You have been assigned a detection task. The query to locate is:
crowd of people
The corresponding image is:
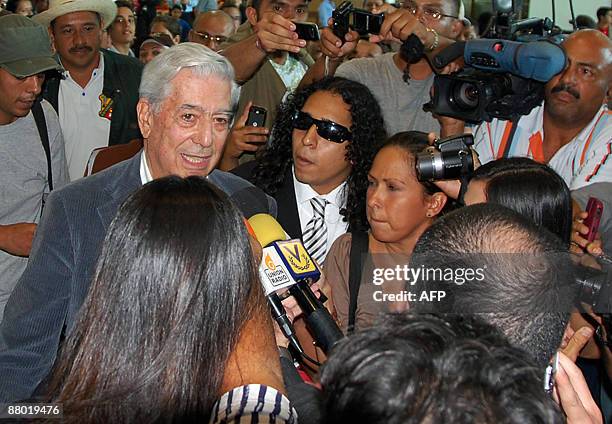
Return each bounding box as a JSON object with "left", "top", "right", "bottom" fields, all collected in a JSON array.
[{"left": 0, "top": 0, "right": 611, "bottom": 422}]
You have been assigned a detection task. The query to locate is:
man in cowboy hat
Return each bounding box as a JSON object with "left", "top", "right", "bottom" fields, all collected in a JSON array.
[
  {"left": 33, "top": 0, "right": 143, "bottom": 181},
  {"left": 0, "top": 14, "right": 69, "bottom": 324}
]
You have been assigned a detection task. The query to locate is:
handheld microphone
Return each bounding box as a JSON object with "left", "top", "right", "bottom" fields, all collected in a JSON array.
[{"left": 248, "top": 214, "right": 344, "bottom": 354}]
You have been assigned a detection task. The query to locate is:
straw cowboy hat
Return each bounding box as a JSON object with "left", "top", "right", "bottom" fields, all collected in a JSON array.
[{"left": 33, "top": 0, "right": 117, "bottom": 29}]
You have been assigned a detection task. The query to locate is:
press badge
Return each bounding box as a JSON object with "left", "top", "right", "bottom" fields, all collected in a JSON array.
[{"left": 98, "top": 94, "right": 114, "bottom": 120}]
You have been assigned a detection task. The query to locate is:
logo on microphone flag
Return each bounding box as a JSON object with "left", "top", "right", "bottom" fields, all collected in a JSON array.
[
  {"left": 259, "top": 248, "right": 293, "bottom": 295},
  {"left": 277, "top": 240, "right": 317, "bottom": 274}
]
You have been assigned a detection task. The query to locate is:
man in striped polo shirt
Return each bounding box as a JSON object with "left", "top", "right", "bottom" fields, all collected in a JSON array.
[{"left": 471, "top": 29, "right": 611, "bottom": 190}]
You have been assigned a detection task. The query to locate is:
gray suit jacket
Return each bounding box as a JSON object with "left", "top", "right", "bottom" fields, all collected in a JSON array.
[{"left": 0, "top": 152, "right": 276, "bottom": 402}]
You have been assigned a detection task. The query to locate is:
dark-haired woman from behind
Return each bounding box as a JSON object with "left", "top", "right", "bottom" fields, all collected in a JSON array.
[
  {"left": 464, "top": 157, "right": 574, "bottom": 245},
  {"left": 325, "top": 131, "right": 449, "bottom": 333},
  {"left": 44, "top": 176, "right": 294, "bottom": 423},
  {"left": 463, "top": 157, "right": 603, "bottom": 255}
]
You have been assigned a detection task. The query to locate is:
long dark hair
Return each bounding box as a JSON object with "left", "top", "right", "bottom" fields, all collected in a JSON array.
[
  {"left": 45, "top": 176, "right": 265, "bottom": 422},
  {"left": 471, "top": 157, "right": 573, "bottom": 245},
  {"left": 252, "top": 77, "right": 387, "bottom": 232}
]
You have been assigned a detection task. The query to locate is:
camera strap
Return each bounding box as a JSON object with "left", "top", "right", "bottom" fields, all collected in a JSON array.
[
  {"left": 499, "top": 120, "right": 518, "bottom": 159},
  {"left": 457, "top": 149, "right": 473, "bottom": 204},
  {"left": 347, "top": 231, "right": 369, "bottom": 335}
]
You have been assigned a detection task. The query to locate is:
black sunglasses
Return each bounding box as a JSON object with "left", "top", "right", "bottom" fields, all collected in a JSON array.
[{"left": 292, "top": 110, "right": 352, "bottom": 144}]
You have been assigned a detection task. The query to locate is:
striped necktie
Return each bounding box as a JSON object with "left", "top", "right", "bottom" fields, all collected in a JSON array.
[{"left": 303, "top": 197, "right": 329, "bottom": 264}]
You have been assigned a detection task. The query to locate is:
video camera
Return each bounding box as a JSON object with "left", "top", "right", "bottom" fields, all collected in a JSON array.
[
  {"left": 424, "top": 0, "right": 567, "bottom": 123},
  {"left": 332, "top": 1, "right": 384, "bottom": 39}
]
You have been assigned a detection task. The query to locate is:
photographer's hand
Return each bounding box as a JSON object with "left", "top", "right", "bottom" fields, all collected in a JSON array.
[
  {"left": 370, "top": 9, "right": 429, "bottom": 45},
  {"left": 560, "top": 326, "right": 594, "bottom": 361},
  {"left": 219, "top": 102, "right": 269, "bottom": 171},
  {"left": 221, "top": 12, "right": 305, "bottom": 82},
  {"left": 320, "top": 19, "right": 359, "bottom": 60},
  {"left": 298, "top": 20, "right": 359, "bottom": 88},
  {"left": 570, "top": 210, "right": 604, "bottom": 257},
  {"left": 424, "top": 132, "right": 480, "bottom": 200},
  {"left": 371, "top": 9, "right": 456, "bottom": 58},
  {"left": 554, "top": 352, "right": 603, "bottom": 424},
  {"left": 254, "top": 11, "right": 306, "bottom": 53}
]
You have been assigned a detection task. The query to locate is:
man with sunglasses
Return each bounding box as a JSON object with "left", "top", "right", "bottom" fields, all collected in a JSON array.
[
  {"left": 301, "top": 0, "right": 468, "bottom": 137},
  {"left": 219, "top": 0, "right": 315, "bottom": 166},
  {"left": 234, "top": 77, "right": 386, "bottom": 266},
  {"left": 188, "top": 10, "right": 235, "bottom": 52}
]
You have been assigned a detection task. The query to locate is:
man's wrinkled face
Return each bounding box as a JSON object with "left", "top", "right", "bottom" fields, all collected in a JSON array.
[
  {"left": 51, "top": 11, "right": 102, "bottom": 71},
  {"left": 545, "top": 31, "right": 612, "bottom": 125},
  {"left": 139, "top": 70, "right": 233, "bottom": 179},
  {"left": 0, "top": 68, "right": 45, "bottom": 125}
]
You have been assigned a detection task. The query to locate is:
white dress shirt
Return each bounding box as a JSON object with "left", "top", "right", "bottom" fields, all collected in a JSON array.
[
  {"left": 58, "top": 53, "right": 111, "bottom": 181},
  {"left": 140, "top": 151, "right": 153, "bottom": 184},
  {"left": 292, "top": 166, "right": 348, "bottom": 261}
]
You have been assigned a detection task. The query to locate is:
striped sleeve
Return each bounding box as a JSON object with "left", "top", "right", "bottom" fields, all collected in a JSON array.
[
  {"left": 472, "top": 121, "right": 497, "bottom": 165},
  {"left": 210, "top": 384, "right": 298, "bottom": 424},
  {"left": 570, "top": 113, "right": 612, "bottom": 190}
]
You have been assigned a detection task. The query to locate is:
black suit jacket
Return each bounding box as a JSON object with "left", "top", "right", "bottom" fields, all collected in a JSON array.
[
  {"left": 233, "top": 162, "right": 303, "bottom": 239},
  {"left": 42, "top": 49, "right": 143, "bottom": 147}
]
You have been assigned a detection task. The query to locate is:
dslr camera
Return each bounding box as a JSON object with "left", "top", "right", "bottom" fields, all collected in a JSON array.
[
  {"left": 416, "top": 134, "right": 474, "bottom": 181},
  {"left": 575, "top": 262, "right": 612, "bottom": 347},
  {"left": 332, "top": 1, "right": 384, "bottom": 39}
]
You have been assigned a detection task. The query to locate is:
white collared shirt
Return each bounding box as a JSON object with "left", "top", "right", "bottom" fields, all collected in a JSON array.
[
  {"left": 473, "top": 103, "right": 611, "bottom": 190},
  {"left": 292, "top": 166, "right": 348, "bottom": 261},
  {"left": 140, "top": 151, "right": 153, "bottom": 184},
  {"left": 59, "top": 53, "right": 111, "bottom": 181}
]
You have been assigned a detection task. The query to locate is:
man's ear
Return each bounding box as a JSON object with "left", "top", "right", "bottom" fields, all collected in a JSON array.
[
  {"left": 246, "top": 6, "right": 258, "bottom": 26},
  {"left": 188, "top": 29, "right": 194, "bottom": 42},
  {"left": 173, "top": 34, "right": 181, "bottom": 44},
  {"left": 137, "top": 99, "right": 153, "bottom": 139},
  {"left": 47, "top": 26, "right": 57, "bottom": 53}
]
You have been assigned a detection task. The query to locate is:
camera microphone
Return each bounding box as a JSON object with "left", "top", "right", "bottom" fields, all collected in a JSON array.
[{"left": 434, "top": 39, "right": 567, "bottom": 82}]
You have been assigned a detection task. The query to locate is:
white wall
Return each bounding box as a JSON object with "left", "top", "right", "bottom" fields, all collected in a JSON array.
[{"left": 528, "top": 0, "right": 611, "bottom": 31}]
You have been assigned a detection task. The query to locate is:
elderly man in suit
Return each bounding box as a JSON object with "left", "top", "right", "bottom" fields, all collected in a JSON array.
[{"left": 0, "top": 43, "right": 275, "bottom": 403}]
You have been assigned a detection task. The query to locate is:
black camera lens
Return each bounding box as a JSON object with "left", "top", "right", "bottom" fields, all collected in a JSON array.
[
  {"left": 452, "top": 81, "right": 480, "bottom": 110},
  {"left": 416, "top": 150, "right": 444, "bottom": 181},
  {"left": 416, "top": 150, "right": 474, "bottom": 181}
]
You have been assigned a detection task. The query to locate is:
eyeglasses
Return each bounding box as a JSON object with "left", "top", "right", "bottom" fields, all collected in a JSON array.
[
  {"left": 191, "top": 30, "right": 228, "bottom": 44},
  {"left": 292, "top": 110, "right": 352, "bottom": 143},
  {"left": 403, "top": 0, "right": 458, "bottom": 20}
]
